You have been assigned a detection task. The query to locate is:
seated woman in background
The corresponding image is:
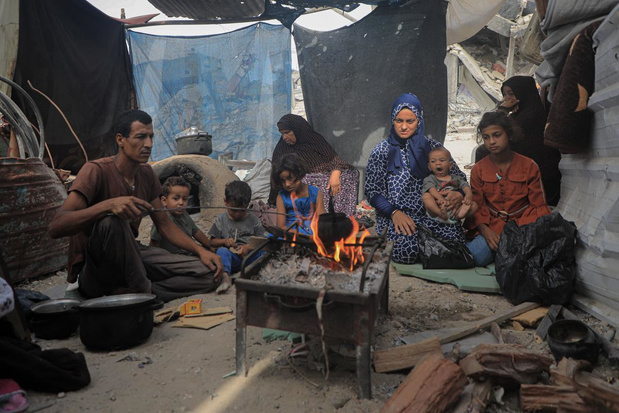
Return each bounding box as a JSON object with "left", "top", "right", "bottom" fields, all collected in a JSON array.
[
  {"left": 498, "top": 76, "right": 562, "bottom": 206},
  {"left": 465, "top": 111, "right": 551, "bottom": 267},
  {"left": 269, "top": 114, "right": 358, "bottom": 217},
  {"left": 365, "top": 93, "right": 466, "bottom": 264}
]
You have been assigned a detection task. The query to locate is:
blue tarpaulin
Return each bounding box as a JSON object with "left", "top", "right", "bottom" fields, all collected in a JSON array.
[{"left": 128, "top": 23, "right": 291, "bottom": 162}]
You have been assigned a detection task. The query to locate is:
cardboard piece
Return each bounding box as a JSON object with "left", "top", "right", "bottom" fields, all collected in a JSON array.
[
  {"left": 512, "top": 307, "right": 549, "bottom": 327},
  {"left": 173, "top": 313, "right": 236, "bottom": 330}
]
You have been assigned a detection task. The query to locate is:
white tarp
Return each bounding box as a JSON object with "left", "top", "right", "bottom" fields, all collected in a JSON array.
[{"left": 446, "top": 0, "right": 506, "bottom": 45}]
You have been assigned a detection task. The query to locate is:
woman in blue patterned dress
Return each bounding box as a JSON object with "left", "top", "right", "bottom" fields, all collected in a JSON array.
[{"left": 365, "top": 93, "right": 466, "bottom": 264}]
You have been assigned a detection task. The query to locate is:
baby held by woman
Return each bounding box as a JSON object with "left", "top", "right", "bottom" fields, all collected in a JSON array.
[{"left": 421, "top": 147, "right": 478, "bottom": 224}]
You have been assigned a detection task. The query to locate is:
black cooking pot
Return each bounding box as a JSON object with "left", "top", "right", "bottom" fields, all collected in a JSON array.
[
  {"left": 77, "top": 294, "right": 163, "bottom": 351},
  {"left": 547, "top": 319, "right": 602, "bottom": 363},
  {"left": 29, "top": 298, "right": 81, "bottom": 339},
  {"left": 317, "top": 196, "right": 354, "bottom": 245}
]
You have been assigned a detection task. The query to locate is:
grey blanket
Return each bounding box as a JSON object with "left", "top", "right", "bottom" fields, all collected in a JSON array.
[{"left": 535, "top": 0, "right": 617, "bottom": 101}]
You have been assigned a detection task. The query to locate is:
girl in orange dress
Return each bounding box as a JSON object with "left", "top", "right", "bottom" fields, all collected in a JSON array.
[{"left": 465, "top": 112, "right": 551, "bottom": 267}]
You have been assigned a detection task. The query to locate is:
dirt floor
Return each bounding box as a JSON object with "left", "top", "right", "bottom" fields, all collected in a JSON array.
[
  {"left": 15, "top": 262, "right": 619, "bottom": 413},
  {"left": 11, "top": 130, "right": 619, "bottom": 412}
]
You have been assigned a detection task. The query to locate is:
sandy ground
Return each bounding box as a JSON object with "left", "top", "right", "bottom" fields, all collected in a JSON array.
[
  {"left": 12, "top": 130, "right": 619, "bottom": 412},
  {"left": 17, "top": 264, "right": 618, "bottom": 413},
  {"left": 16, "top": 266, "right": 509, "bottom": 413}
]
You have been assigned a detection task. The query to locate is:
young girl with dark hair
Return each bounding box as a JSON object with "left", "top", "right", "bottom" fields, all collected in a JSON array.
[
  {"left": 272, "top": 153, "right": 326, "bottom": 235},
  {"left": 465, "top": 111, "right": 551, "bottom": 266}
]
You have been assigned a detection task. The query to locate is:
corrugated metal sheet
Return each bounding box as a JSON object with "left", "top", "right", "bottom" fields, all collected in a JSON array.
[
  {"left": 0, "top": 158, "right": 69, "bottom": 283},
  {"left": 147, "top": 0, "right": 265, "bottom": 20},
  {"left": 558, "top": 4, "right": 619, "bottom": 312}
]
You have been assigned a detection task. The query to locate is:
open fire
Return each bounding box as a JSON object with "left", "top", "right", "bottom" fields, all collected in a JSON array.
[
  {"left": 310, "top": 214, "right": 370, "bottom": 271},
  {"left": 287, "top": 191, "right": 371, "bottom": 271}
]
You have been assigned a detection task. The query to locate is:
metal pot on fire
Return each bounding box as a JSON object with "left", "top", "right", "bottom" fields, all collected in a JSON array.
[
  {"left": 316, "top": 196, "right": 354, "bottom": 246},
  {"left": 77, "top": 294, "right": 163, "bottom": 351}
]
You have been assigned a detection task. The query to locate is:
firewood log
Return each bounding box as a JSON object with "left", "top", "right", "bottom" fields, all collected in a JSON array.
[
  {"left": 520, "top": 384, "right": 586, "bottom": 411},
  {"left": 459, "top": 344, "right": 553, "bottom": 385},
  {"left": 381, "top": 354, "right": 468, "bottom": 413}
]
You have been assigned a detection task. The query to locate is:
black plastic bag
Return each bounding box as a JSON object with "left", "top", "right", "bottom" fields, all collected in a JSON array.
[
  {"left": 495, "top": 212, "right": 577, "bottom": 305},
  {"left": 418, "top": 225, "right": 475, "bottom": 269}
]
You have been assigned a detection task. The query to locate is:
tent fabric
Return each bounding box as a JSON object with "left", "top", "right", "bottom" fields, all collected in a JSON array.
[
  {"left": 128, "top": 23, "right": 291, "bottom": 162},
  {"left": 446, "top": 0, "right": 506, "bottom": 45},
  {"left": 0, "top": 0, "right": 19, "bottom": 97},
  {"left": 293, "top": 0, "right": 448, "bottom": 175},
  {"left": 13, "top": 0, "right": 134, "bottom": 169},
  {"left": 535, "top": 0, "right": 617, "bottom": 101}
]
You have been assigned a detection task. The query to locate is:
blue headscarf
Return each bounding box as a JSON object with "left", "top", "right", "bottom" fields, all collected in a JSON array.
[{"left": 386, "top": 93, "right": 433, "bottom": 179}]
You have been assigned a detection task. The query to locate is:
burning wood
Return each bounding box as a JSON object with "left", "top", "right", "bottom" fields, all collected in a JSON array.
[
  {"left": 253, "top": 243, "right": 389, "bottom": 293},
  {"left": 311, "top": 214, "right": 370, "bottom": 271}
]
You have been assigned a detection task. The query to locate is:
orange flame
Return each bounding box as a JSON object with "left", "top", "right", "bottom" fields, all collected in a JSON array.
[{"left": 310, "top": 214, "right": 371, "bottom": 271}]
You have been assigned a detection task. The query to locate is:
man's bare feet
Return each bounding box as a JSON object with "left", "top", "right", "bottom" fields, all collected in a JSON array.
[{"left": 216, "top": 272, "right": 231, "bottom": 294}]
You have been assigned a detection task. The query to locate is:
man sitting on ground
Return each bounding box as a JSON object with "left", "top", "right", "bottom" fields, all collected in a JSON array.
[{"left": 48, "top": 109, "right": 223, "bottom": 302}]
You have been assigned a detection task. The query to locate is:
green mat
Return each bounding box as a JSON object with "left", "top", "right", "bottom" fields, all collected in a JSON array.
[
  {"left": 392, "top": 262, "right": 502, "bottom": 294},
  {"left": 262, "top": 328, "right": 303, "bottom": 343}
]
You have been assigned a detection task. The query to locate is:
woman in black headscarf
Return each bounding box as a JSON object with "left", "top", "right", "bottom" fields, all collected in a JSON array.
[
  {"left": 268, "top": 114, "right": 358, "bottom": 217},
  {"left": 499, "top": 76, "right": 562, "bottom": 206}
]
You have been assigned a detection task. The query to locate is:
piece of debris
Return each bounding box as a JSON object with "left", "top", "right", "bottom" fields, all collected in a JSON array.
[
  {"left": 172, "top": 313, "right": 235, "bottom": 330},
  {"left": 138, "top": 357, "right": 153, "bottom": 368},
  {"left": 535, "top": 304, "right": 563, "bottom": 341},
  {"left": 184, "top": 307, "right": 233, "bottom": 318},
  {"left": 549, "top": 358, "right": 619, "bottom": 412},
  {"left": 373, "top": 337, "right": 443, "bottom": 373},
  {"left": 117, "top": 352, "right": 140, "bottom": 362},
  {"left": 490, "top": 322, "right": 505, "bottom": 343},
  {"left": 512, "top": 306, "right": 549, "bottom": 328},
  {"left": 520, "top": 384, "right": 587, "bottom": 411},
  {"left": 442, "top": 332, "right": 500, "bottom": 360},
  {"left": 437, "top": 302, "right": 541, "bottom": 344},
  {"left": 381, "top": 354, "right": 467, "bottom": 413},
  {"left": 452, "top": 380, "right": 492, "bottom": 413},
  {"left": 459, "top": 344, "right": 553, "bottom": 384}
]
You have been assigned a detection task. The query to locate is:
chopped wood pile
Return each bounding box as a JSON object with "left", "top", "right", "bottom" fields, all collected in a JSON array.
[{"left": 378, "top": 304, "right": 619, "bottom": 412}]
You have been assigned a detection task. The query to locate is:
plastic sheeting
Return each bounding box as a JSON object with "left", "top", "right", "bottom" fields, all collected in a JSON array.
[
  {"left": 294, "top": 0, "right": 448, "bottom": 177},
  {"left": 536, "top": 0, "right": 617, "bottom": 101},
  {"left": 128, "top": 23, "right": 291, "bottom": 162},
  {"left": 446, "top": 0, "right": 506, "bottom": 45},
  {"left": 13, "top": 0, "right": 134, "bottom": 169}
]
